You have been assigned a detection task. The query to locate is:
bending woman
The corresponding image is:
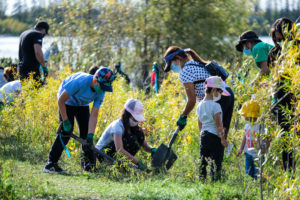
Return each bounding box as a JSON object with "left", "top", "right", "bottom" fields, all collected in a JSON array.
[
  {"left": 163, "top": 46, "right": 234, "bottom": 138},
  {"left": 269, "top": 17, "right": 298, "bottom": 172}
]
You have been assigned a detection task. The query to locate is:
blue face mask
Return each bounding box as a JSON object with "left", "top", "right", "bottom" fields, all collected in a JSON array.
[
  {"left": 171, "top": 64, "right": 181, "bottom": 73},
  {"left": 243, "top": 47, "right": 252, "bottom": 56}
]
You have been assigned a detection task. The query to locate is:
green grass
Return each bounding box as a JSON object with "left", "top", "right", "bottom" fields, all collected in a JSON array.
[{"left": 2, "top": 159, "right": 253, "bottom": 200}]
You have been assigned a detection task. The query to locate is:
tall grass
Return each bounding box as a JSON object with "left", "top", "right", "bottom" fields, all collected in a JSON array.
[{"left": 0, "top": 39, "right": 299, "bottom": 199}]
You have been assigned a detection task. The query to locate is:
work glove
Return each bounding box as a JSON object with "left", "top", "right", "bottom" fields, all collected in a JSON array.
[
  {"left": 63, "top": 120, "right": 72, "bottom": 133},
  {"left": 271, "top": 97, "right": 278, "bottom": 106},
  {"left": 177, "top": 114, "right": 187, "bottom": 131},
  {"left": 151, "top": 148, "right": 157, "bottom": 157},
  {"left": 86, "top": 133, "right": 94, "bottom": 147},
  {"left": 137, "top": 160, "right": 147, "bottom": 171},
  {"left": 43, "top": 66, "right": 49, "bottom": 77}
]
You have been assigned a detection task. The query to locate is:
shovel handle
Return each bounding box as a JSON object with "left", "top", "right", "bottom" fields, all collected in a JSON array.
[{"left": 168, "top": 127, "right": 180, "bottom": 148}]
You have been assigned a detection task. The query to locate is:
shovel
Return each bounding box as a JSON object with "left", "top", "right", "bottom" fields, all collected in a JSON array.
[
  {"left": 57, "top": 123, "right": 115, "bottom": 162},
  {"left": 151, "top": 127, "right": 180, "bottom": 169},
  {"left": 57, "top": 123, "right": 141, "bottom": 170}
]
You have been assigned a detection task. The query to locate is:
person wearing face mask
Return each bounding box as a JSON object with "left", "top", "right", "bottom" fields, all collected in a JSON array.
[
  {"left": 163, "top": 46, "right": 235, "bottom": 140},
  {"left": 236, "top": 31, "right": 274, "bottom": 78},
  {"left": 95, "top": 99, "right": 156, "bottom": 171},
  {"left": 44, "top": 67, "right": 116, "bottom": 173},
  {"left": 18, "top": 20, "right": 49, "bottom": 84},
  {"left": 197, "top": 76, "right": 230, "bottom": 181}
]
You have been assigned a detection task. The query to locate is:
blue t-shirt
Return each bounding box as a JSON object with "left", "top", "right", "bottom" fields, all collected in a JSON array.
[{"left": 57, "top": 72, "right": 105, "bottom": 108}]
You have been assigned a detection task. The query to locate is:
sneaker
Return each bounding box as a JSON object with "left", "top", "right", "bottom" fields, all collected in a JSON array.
[{"left": 43, "top": 162, "right": 64, "bottom": 173}]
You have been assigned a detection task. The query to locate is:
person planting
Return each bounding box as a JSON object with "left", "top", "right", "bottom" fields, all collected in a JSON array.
[
  {"left": 236, "top": 31, "right": 274, "bottom": 82},
  {"left": 197, "top": 76, "right": 230, "bottom": 181},
  {"left": 163, "top": 46, "right": 234, "bottom": 139},
  {"left": 95, "top": 99, "right": 156, "bottom": 171},
  {"left": 44, "top": 67, "right": 116, "bottom": 173},
  {"left": 268, "top": 17, "right": 298, "bottom": 172}
]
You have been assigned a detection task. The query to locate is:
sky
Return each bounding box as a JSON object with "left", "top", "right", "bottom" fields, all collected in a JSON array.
[{"left": 5, "top": 0, "right": 292, "bottom": 15}]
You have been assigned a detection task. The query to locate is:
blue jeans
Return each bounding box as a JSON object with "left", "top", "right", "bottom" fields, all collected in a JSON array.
[{"left": 245, "top": 152, "right": 257, "bottom": 179}]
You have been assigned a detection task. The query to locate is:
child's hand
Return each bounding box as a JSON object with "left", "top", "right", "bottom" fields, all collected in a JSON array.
[{"left": 221, "top": 139, "right": 228, "bottom": 147}]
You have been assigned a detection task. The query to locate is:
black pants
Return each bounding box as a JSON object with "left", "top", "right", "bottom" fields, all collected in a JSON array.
[
  {"left": 217, "top": 87, "right": 235, "bottom": 139},
  {"left": 19, "top": 66, "right": 41, "bottom": 82},
  {"left": 199, "top": 131, "right": 224, "bottom": 181},
  {"left": 47, "top": 105, "right": 95, "bottom": 167},
  {"left": 276, "top": 94, "right": 295, "bottom": 171}
]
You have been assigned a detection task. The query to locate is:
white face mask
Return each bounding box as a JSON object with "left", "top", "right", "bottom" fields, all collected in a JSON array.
[
  {"left": 213, "top": 92, "right": 222, "bottom": 102},
  {"left": 129, "top": 118, "right": 139, "bottom": 127}
]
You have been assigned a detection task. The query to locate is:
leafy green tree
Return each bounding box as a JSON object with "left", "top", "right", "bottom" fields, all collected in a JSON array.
[{"left": 48, "top": 0, "right": 255, "bottom": 87}]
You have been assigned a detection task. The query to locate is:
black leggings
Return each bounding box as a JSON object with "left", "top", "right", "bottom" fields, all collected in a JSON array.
[
  {"left": 276, "top": 94, "right": 295, "bottom": 171},
  {"left": 217, "top": 87, "right": 235, "bottom": 139},
  {"left": 47, "top": 105, "right": 95, "bottom": 166},
  {"left": 199, "top": 131, "right": 224, "bottom": 181}
]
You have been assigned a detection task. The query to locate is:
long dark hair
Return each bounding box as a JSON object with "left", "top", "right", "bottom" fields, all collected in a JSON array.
[
  {"left": 268, "top": 18, "right": 294, "bottom": 67},
  {"left": 121, "top": 109, "right": 132, "bottom": 136},
  {"left": 164, "top": 46, "right": 208, "bottom": 66},
  {"left": 270, "top": 17, "right": 294, "bottom": 46}
]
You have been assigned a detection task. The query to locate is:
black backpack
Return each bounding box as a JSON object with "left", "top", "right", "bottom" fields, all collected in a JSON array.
[{"left": 187, "top": 61, "right": 229, "bottom": 84}]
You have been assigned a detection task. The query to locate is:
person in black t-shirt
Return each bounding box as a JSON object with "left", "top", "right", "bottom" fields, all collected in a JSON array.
[{"left": 18, "top": 21, "right": 49, "bottom": 83}]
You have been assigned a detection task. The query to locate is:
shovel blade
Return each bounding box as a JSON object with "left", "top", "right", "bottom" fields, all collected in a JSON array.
[
  {"left": 151, "top": 143, "right": 168, "bottom": 168},
  {"left": 166, "top": 150, "right": 177, "bottom": 170}
]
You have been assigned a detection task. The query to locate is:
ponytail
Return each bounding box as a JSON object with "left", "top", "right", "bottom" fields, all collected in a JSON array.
[
  {"left": 121, "top": 109, "right": 132, "bottom": 136},
  {"left": 163, "top": 46, "right": 208, "bottom": 72},
  {"left": 184, "top": 49, "right": 209, "bottom": 65}
]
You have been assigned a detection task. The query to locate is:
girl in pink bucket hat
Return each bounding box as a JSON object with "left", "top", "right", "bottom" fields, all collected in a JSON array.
[
  {"left": 95, "top": 99, "right": 156, "bottom": 171},
  {"left": 197, "top": 76, "right": 229, "bottom": 181}
]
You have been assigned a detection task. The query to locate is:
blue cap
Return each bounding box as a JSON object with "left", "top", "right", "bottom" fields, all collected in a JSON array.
[{"left": 164, "top": 49, "right": 185, "bottom": 72}]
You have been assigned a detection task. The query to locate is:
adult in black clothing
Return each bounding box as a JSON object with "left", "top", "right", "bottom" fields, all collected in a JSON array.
[
  {"left": 18, "top": 21, "right": 49, "bottom": 83},
  {"left": 269, "top": 17, "right": 298, "bottom": 172}
]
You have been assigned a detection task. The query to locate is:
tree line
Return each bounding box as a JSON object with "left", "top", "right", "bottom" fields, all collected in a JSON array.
[{"left": 1, "top": 0, "right": 299, "bottom": 86}]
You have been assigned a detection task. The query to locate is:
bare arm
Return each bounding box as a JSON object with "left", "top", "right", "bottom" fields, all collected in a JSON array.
[
  {"left": 182, "top": 83, "right": 196, "bottom": 116},
  {"left": 142, "top": 140, "right": 152, "bottom": 153},
  {"left": 198, "top": 118, "right": 202, "bottom": 132},
  {"left": 114, "top": 134, "right": 139, "bottom": 164},
  {"left": 88, "top": 106, "right": 99, "bottom": 134},
  {"left": 258, "top": 61, "right": 270, "bottom": 76},
  {"left": 58, "top": 91, "right": 70, "bottom": 121},
  {"left": 236, "top": 135, "right": 246, "bottom": 157},
  {"left": 214, "top": 112, "right": 228, "bottom": 147},
  {"left": 34, "top": 43, "right": 46, "bottom": 68}
]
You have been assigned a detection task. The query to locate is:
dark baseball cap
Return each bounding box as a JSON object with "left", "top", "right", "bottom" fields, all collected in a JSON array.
[
  {"left": 164, "top": 49, "right": 185, "bottom": 72},
  {"left": 35, "top": 21, "right": 49, "bottom": 34},
  {"left": 235, "top": 31, "right": 262, "bottom": 52}
]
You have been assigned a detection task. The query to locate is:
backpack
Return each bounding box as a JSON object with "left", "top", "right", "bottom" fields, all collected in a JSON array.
[
  {"left": 205, "top": 61, "right": 229, "bottom": 81},
  {"left": 187, "top": 61, "right": 229, "bottom": 84}
]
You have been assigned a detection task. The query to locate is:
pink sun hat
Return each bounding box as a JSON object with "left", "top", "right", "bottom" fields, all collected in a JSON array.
[
  {"left": 205, "top": 76, "right": 231, "bottom": 96},
  {"left": 124, "top": 99, "right": 146, "bottom": 122}
]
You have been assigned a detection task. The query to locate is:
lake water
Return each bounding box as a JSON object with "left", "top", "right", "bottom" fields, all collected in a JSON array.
[
  {"left": 0, "top": 35, "right": 274, "bottom": 60},
  {"left": 0, "top": 35, "right": 57, "bottom": 60}
]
